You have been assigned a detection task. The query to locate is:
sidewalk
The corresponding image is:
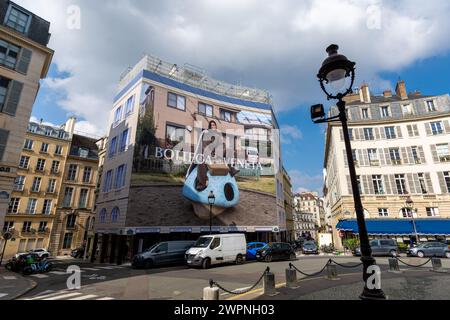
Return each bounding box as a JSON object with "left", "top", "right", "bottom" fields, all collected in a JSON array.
[{"left": 0, "top": 268, "right": 36, "bottom": 300}]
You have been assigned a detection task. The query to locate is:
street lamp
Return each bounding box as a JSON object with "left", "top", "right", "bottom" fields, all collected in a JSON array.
[
  {"left": 311, "top": 44, "right": 385, "bottom": 300},
  {"left": 405, "top": 196, "right": 419, "bottom": 245},
  {"left": 208, "top": 191, "right": 215, "bottom": 235}
]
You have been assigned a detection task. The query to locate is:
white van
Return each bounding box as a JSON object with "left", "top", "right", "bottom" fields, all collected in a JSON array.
[{"left": 185, "top": 234, "right": 247, "bottom": 269}]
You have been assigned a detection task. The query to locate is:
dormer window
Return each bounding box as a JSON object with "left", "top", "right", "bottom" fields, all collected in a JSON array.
[
  {"left": 426, "top": 100, "right": 436, "bottom": 112},
  {"left": 402, "top": 103, "right": 413, "bottom": 115},
  {"left": 5, "top": 6, "right": 31, "bottom": 34},
  {"left": 361, "top": 108, "right": 369, "bottom": 119},
  {"left": 380, "top": 106, "right": 390, "bottom": 118}
]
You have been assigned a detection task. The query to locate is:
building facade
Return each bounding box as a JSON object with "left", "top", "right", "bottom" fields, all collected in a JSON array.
[
  {"left": 293, "top": 193, "right": 317, "bottom": 239},
  {"left": 2, "top": 120, "right": 71, "bottom": 258},
  {"left": 323, "top": 81, "right": 450, "bottom": 249},
  {"left": 282, "top": 166, "right": 294, "bottom": 242},
  {"left": 94, "top": 55, "right": 285, "bottom": 263},
  {"left": 0, "top": 0, "right": 53, "bottom": 228}
]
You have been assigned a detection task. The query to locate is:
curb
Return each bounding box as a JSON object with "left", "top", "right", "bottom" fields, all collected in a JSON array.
[{"left": 9, "top": 277, "right": 38, "bottom": 300}]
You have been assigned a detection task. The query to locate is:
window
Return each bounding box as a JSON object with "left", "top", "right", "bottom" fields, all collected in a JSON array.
[
  {"left": 401, "top": 208, "right": 413, "bottom": 218},
  {"left": 166, "top": 124, "right": 185, "bottom": 146},
  {"left": 22, "top": 221, "right": 32, "bottom": 232},
  {"left": 38, "top": 221, "right": 47, "bottom": 232},
  {"left": 368, "top": 149, "right": 378, "bottom": 165},
  {"left": 113, "top": 105, "right": 123, "bottom": 125},
  {"left": 103, "top": 170, "right": 113, "bottom": 192},
  {"left": 167, "top": 92, "right": 185, "bottom": 111},
  {"left": 361, "top": 108, "right": 369, "bottom": 119},
  {"left": 220, "top": 109, "right": 232, "bottom": 122},
  {"left": 79, "top": 148, "right": 89, "bottom": 158},
  {"left": 385, "top": 126, "right": 396, "bottom": 139},
  {"left": 436, "top": 144, "right": 450, "bottom": 162},
  {"left": 402, "top": 103, "right": 413, "bottom": 115},
  {"left": 47, "top": 179, "right": 56, "bottom": 193},
  {"left": 3, "top": 221, "right": 14, "bottom": 232},
  {"left": 44, "top": 127, "right": 53, "bottom": 136},
  {"left": 5, "top": 6, "right": 31, "bottom": 34},
  {"left": 411, "top": 146, "right": 420, "bottom": 164},
  {"left": 407, "top": 124, "right": 419, "bottom": 137},
  {"left": 40, "top": 142, "right": 49, "bottom": 153},
  {"left": 426, "top": 100, "right": 436, "bottom": 112},
  {"left": 418, "top": 173, "right": 427, "bottom": 194},
  {"left": 395, "top": 174, "right": 408, "bottom": 194},
  {"left": 51, "top": 160, "right": 60, "bottom": 173},
  {"left": 67, "top": 164, "right": 78, "bottom": 181},
  {"left": 66, "top": 214, "right": 76, "bottom": 229},
  {"left": 444, "top": 172, "right": 450, "bottom": 193},
  {"left": 23, "top": 139, "right": 33, "bottom": 150},
  {"left": 125, "top": 95, "right": 134, "bottom": 116},
  {"left": 19, "top": 155, "right": 29, "bottom": 169},
  {"left": 389, "top": 148, "right": 401, "bottom": 165},
  {"left": 62, "top": 187, "right": 74, "bottom": 207},
  {"left": 348, "top": 129, "right": 353, "bottom": 141},
  {"left": 82, "top": 167, "right": 92, "bottom": 183},
  {"left": 26, "top": 199, "right": 37, "bottom": 214},
  {"left": 210, "top": 238, "right": 221, "bottom": 250},
  {"left": 42, "top": 199, "right": 52, "bottom": 214},
  {"left": 0, "top": 77, "right": 10, "bottom": 111},
  {"left": 99, "top": 208, "right": 107, "bottom": 223},
  {"left": 372, "top": 175, "right": 384, "bottom": 195},
  {"left": 114, "top": 164, "right": 126, "bottom": 189},
  {"left": 119, "top": 129, "right": 129, "bottom": 152},
  {"left": 381, "top": 106, "right": 390, "bottom": 118},
  {"left": 54, "top": 145, "right": 63, "bottom": 155},
  {"left": 356, "top": 176, "right": 362, "bottom": 194},
  {"left": 109, "top": 136, "right": 117, "bottom": 158},
  {"left": 62, "top": 233, "right": 73, "bottom": 249},
  {"left": 0, "top": 39, "right": 20, "bottom": 69},
  {"left": 31, "top": 177, "right": 41, "bottom": 192},
  {"left": 78, "top": 189, "right": 88, "bottom": 208},
  {"left": 426, "top": 207, "right": 439, "bottom": 217},
  {"left": 8, "top": 198, "right": 20, "bottom": 213},
  {"left": 58, "top": 131, "right": 66, "bottom": 139},
  {"left": 36, "top": 158, "right": 45, "bottom": 171},
  {"left": 431, "top": 121, "right": 443, "bottom": 135},
  {"left": 363, "top": 128, "right": 374, "bottom": 140},
  {"left": 13, "top": 175, "right": 25, "bottom": 191},
  {"left": 378, "top": 208, "right": 389, "bottom": 217},
  {"left": 198, "top": 102, "right": 213, "bottom": 117},
  {"left": 111, "top": 207, "right": 120, "bottom": 222}
]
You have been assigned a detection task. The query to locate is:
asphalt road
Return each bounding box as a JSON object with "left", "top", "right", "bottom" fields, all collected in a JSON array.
[{"left": 16, "top": 254, "right": 450, "bottom": 300}]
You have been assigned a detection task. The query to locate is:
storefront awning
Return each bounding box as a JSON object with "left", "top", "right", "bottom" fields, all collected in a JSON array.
[{"left": 336, "top": 219, "right": 450, "bottom": 236}]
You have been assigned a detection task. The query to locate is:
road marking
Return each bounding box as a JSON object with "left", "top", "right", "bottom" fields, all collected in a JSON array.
[
  {"left": 82, "top": 268, "right": 101, "bottom": 271},
  {"left": 0, "top": 293, "right": 8, "bottom": 298},
  {"left": 97, "top": 266, "right": 115, "bottom": 270},
  {"left": 29, "top": 274, "right": 49, "bottom": 278},
  {"left": 26, "top": 291, "right": 72, "bottom": 300},
  {"left": 49, "top": 271, "right": 67, "bottom": 275},
  {"left": 96, "top": 297, "right": 115, "bottom": 300},
  {"left": 69, "top": 294, "right": 98, "bottom": 300},
  {"left": 45, "top": 292, "right": 83, "bottom": 300},
  {"left": 2, "top": 276, "right": 17, "bottom": 280}
]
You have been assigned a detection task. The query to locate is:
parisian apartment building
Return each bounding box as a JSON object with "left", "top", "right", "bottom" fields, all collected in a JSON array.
[
  {"left": 1, "top": 118, "right": 99, "bottom": 259},
  {"left": 323, "top": 80, "right": 450, "bottom": 249},
  {"left": 293, "top": 193, "right": 317, "bottom": 239},
  {"left": 0, "top": 0, "right": 53, "bottom": 228},
  {"left": 282, "top": 166, "right": 295, "bottom": 242}
]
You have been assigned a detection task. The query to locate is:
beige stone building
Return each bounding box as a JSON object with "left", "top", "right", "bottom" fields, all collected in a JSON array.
[
  {"left": 0, "top": 0, "right": 53, "bottom": 228},
  {"left": 293, "top": 192, "right": 319, "bottom": 239},
  {"left": 282, "top": 166, "right": 295, "bottom": 242},
  {"left": 323, "top": 80, "right": 450, "bottom": 249}
]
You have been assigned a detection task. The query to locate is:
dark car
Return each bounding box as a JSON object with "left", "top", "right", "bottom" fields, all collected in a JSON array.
[
  {"left": 132, "top": 241, "right": 195, "bottom": 268},
  {"left": 255, "top": 242, "right": 296, "bottom": 262},
  {"left": 354, "top": 239, "right": 398, "bottom": 257},
  {"left": 302, "top": 241, "right": 319, "bottom": 255}
]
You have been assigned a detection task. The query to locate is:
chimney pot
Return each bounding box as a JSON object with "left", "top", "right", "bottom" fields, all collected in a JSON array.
[
  {"left": 395, "top": 80, "right": 408, "bottom": 100},
  {"left": 383, "top": 90, "right": 392, "bottom": 98}
]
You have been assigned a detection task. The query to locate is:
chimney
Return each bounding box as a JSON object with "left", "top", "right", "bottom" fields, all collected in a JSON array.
[
  {"left": 64, "top": 116, "right": 76, "bottom": 136},
  {"left": 359, "top": 84, "right": 371, "bottom": 103},
  {"left": 395, "top": 80, "right": 408, "bottom": 100},
  {"left": 383, "top": 90, "right": 392, "bottom": 98},
  {"left": 413, "top": 90, "right": 421, "bottom": 97}
]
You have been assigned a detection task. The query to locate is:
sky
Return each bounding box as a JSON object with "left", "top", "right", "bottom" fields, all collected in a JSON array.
[{"left": 18, "top": 0, "right": 450, "bottom": 195}]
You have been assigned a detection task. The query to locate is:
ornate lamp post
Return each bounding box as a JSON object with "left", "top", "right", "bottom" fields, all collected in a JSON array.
[
  {"left": 311, "top": 44, "right": 385, "bottom": 300},
  {"left": 405, "top": 196, "right": 419, "bottom": 245},
  {"left": 208, "top": 191, "right": 215, "bottom": 235}
]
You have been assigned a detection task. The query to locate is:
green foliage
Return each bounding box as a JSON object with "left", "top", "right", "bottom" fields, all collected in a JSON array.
[
  {"left": 397, "top": 242, "right": 408, "bottom": 253},
  {"left": 342, "top": 238, "right": 360, "bottom": 251}
]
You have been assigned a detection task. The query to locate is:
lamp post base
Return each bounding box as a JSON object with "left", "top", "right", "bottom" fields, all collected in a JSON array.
[{"left": 360, "top": 287, "right": 387, "bottom": 300}]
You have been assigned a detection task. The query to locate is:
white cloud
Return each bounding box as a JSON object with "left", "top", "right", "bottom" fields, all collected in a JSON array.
[
  {"left": 280, "top": 125, "right": 303, "bottom": 144},
  {"left": 15, "top": 0, "right": 450, "bottom": 137},
  {"left": 289, "top": 170, "right": 324, "bottom": 195}
]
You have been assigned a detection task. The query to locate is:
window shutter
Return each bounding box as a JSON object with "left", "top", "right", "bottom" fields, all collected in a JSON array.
[
  {"left": 16, "top": 48, "right": 32, "bottom": 75},
  {"left": 3, "top": 80, "right": 23, "bottom": 116},
  {"left": 354, "top": 128, "right": 360, "bottom": 141},
  {"left": 362, "top": 176, "right": 369, "bottom": 195},
  {"left": 374, "top": 127, "right": 380, "bottom": 140},
  {"left": 425, "top": 123, "right": 432, "bottom": 135},
  {"left": 407, "top": 125, "right": 413, "bottom": 137},
  {"left": 437, "top": 172, "right": 448, "bottom": 193},
  {"left": 0, "top": 128, "right": 9, "bottom": 161},
  {"left": 406, "top": 173, "right": 415, "bottom": 194},
  {"left": 400, "top": 147, "right": 408, "bottom": 165},
  {"left": 406, "top": 147, "right": 414, "bottom": 164},
  {"left": 418, "top": 146, "right": 426, "bottom": 164},
  {"left": 396, "top": 126, "right": 403, "bottom": 138},
  {"left": 380, "top": 127, "right": 386, "bottom": 139},
  {"left": 379, "top": 148, "right": 386, "bottom": 165},
  {"left": 343, "top": 149, "right": 348, "bottom": 167},
  {"left": 367, "top": 176, "right": 374, "bottom": 195},
  {"left": 339, "top": 129, "right": 344, "bottom": 141},
  {"left": 383, "top": 175, "right": 392, "bottom": 194},
  {"left": 384, "top": 148, "right": 391, "bottom": 165},
  {"left": 361, "top": 149, "right": 369, "bottom": 166},
  {"left": 412, "top": 173, "right": 421, "bottom": 193},
  {"left": 389, "top": 175, "right": 398, "bottom": 194},
  {"left": 425, "top": 173, "right": 434, "bottom": 194},
  {"left": 413, "top": 125, "right": 419, "bottom": 136},
  {"left": 346, "top": 175, "right": 353, "bottom": 195},
  {"left": 444, "top": 120, "right": 450, "bottom": 133},
  {"left": 430, "top": 145, "right": 439, "bottom": 163}
]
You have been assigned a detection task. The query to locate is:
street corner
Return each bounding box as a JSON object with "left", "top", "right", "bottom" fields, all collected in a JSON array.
[{"left": 0, "top": 269, "right": 37, "bottom": 300}]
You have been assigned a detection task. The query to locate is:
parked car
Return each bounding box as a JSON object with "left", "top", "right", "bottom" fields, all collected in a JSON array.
[
  {"left": 302, "top": 241, "right": 319, "bottom": 255},
  {"left": 255, "top": 242, "right": 296, "bottom": 262},
  {"left": 5, "top": 253, "right": 34, "bottom": 272},
  {"left": 185, "top": 234, "right": 247, "bottom": 269},
  {"left": 30, "top": 248, "right": 51, "bottom": 258},
  {"left": 246, "top": 242, "right": 267, "bottom": 260},
  {"left": 132, "top": 240, "right": 195, "bottom": 269},
  {"left": 407, "top": 242, "right": 450, "bottom": 258},
  {"left": 354, "top": 239, "right": 398, "bottom": 257}
]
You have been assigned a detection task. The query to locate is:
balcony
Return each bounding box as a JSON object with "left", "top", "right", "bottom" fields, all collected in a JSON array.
[
  {"left": 439, "top": 155, "right": 450, "bottom": 162},
  {"left": 391, "top": 159, "right": 402, "bottom": 165},
  {"left": 370, "top": 160, "right": 380, "bottom": 166},
  {"left": 50, "top": 169, "right": 61, "bottom": 176}
]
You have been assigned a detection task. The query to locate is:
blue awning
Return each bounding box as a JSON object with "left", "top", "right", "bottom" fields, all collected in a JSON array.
[{"left": 336, "top": 219, "right": 450, "bottom": 236}]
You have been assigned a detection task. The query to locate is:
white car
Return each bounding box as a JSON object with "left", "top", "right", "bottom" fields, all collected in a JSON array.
[{"left": 16, "top": 248, "right": 51, "bottom": 258}]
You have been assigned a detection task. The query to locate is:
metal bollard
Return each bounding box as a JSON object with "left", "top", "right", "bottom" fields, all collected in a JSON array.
[
  {"left": 285, "top": 267, "right": 298, "bottom": 288},
  {"left": 388, "top": 258, "right": 401, "bottom": 273},
  {"left": 326, "top": 264, "right": 339, "bottom": 280},
  {"left": 263, "top": 271, "right": 277, "bottom": 296},
  {"left": 203, "top": 286, "right": 219, "bottom": 300},
  {"left": 431, "top": 257, "right": 447, "bottom": 273}
]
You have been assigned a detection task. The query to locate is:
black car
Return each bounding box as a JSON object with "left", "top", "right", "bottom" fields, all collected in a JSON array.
[
  {"left": 255, "top": 242, "right": 296, "bottom": 262},
  {"left": 302, "top": 241, "right": 319, "bottom": 254}
]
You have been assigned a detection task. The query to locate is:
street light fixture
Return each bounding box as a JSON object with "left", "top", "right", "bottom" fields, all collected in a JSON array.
[
  {"left": 405, "top": 196, "right": 419, "bottom": 245},
  {"left": 208, "top": 191, "right": 216, "bottom": 235},
  {"left": 311, "top": 44, "right": 386, "bottom": 300}
]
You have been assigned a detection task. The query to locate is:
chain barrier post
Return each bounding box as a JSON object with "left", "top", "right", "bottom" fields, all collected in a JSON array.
[
  {"left": 431, "top": 257, "right": 446, "bottom": 273},
  {"left": 388, "top": 258, "right": 402, "bottom": 273},
  {"left": 285, "top": 265, "right": 298, "bottom": 288},
  {"left": 327, "top": 260, "right": 339, "bottom": 280},
  {"left": 203, "top": 285, "right": 219, "bottom": 300},
  {"left": 263, "top": 269, "right": 277, "bottom": 296}
]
